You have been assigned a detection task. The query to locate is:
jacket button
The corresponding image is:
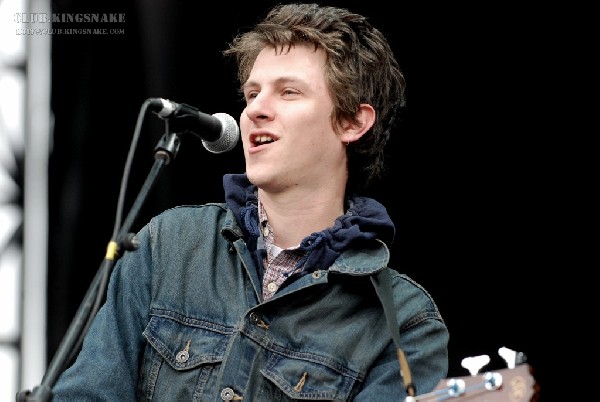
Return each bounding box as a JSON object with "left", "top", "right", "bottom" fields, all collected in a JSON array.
[
  {"left": 220, "top": 387, "right": 234, "bottom": 400},
  {"left": 175, "top": 349, "right": 189, "bottom": 363},
  {"left": 176, "top": 340, "right": 191, "bottom": 363},
  {"left": 249, "top": 312, "right": 261, "bottom": 324}
]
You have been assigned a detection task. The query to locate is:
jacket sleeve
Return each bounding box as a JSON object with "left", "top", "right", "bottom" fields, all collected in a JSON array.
[
  {"left": 353, "top": 271, "right": 450, "bottom": 401},
  {"left": 52, "top": 222, "right": 155, "bottom": 401}
]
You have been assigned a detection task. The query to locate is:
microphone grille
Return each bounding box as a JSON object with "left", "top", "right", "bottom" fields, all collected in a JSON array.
[{"left": 202, "top": 113, "right": 240, "bottom": 154}]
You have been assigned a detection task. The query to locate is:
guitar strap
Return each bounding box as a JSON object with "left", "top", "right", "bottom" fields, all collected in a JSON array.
[{"left": 370, "top": 267, "right": 416, "bottom": 398}]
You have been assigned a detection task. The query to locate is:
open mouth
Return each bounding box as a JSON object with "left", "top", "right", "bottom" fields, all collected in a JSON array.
[{"left": 250, "top": 134, "right": 277, "bottom": 147}]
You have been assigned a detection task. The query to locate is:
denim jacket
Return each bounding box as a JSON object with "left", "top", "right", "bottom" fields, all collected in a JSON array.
[{"left": 53, "top": 174, "right": 449, "bottom": 401}]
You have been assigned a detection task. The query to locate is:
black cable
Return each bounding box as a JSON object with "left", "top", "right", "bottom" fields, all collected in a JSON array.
[{"left": 63, "top": 99, "right": 153, "bottom": 368}]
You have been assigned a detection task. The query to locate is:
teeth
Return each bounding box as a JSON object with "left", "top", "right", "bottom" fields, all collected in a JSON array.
[{"left": 255, "top": 135, "right": 274, "bottom": 144}]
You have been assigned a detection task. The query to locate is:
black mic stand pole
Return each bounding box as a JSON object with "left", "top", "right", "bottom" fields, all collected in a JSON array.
[{"left": 17, "top": 122, "right": 182, "bottom": 401}]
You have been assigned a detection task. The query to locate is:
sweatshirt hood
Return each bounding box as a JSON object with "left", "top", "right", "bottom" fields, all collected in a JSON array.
[{"left": 223, "top": 173, "right": 395, "bottom": 271}]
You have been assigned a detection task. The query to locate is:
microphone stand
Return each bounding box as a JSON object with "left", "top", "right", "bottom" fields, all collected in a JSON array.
[{"left": 16, "top": 110, "right": 182, "bottom": 401}]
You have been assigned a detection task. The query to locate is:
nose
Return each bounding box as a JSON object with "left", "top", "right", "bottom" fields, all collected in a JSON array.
[{"left": 244, "top": 92, "right": 272, "bottom": 123}]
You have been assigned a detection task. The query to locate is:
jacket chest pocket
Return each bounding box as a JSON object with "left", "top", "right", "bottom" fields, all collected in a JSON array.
[
  {"left": 138, "top": 313, "right": 232, "bottom": 401},
  {"left": 260, "top": 351, "right": 359, "bottom": 400}
]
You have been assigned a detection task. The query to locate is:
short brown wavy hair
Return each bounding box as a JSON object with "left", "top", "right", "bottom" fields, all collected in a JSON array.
[{"left": 224, "top": 3, "right": 406, "bottom": 193}]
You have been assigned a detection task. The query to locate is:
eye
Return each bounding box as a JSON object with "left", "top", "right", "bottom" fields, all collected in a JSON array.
[
  {"left": 242, "top": 89, "right": 259, "bottom": 104},
  {"left": 246, "top": 91, "right": 258, "bottom": 101}
]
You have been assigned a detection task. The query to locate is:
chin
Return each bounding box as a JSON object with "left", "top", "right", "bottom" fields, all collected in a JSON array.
[
  {"left": 245, "top": 170, "right": 262, "bottom": 187},
  {"left": 246, "top": 171, "right": 283, "bottom": 192}
]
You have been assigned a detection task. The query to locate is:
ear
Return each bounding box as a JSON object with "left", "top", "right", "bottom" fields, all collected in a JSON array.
[{"left": 339, "top": 104, "right": 376, "bottom": 144}]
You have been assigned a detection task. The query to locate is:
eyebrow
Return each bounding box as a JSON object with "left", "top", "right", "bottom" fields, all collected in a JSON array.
[{"left": 243, "top": 76, "right": 307, "bottom": 91}]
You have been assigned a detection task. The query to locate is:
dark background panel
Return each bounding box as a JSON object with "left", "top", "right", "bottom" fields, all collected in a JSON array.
[{"left": 47, "top": 1, "right": 557, "bottom": 399}]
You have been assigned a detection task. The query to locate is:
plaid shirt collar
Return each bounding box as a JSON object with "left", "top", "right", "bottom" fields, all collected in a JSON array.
[{"left": 258, "top": 197, "right": 305, "bottom": 300}]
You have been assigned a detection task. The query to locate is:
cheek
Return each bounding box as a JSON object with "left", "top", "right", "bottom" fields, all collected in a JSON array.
[
  {"left": 239, "top": 111, "right": 250, "bottom": 132},
  {"left": 239, "top": 114, "right": 251, "bottom": 143}
]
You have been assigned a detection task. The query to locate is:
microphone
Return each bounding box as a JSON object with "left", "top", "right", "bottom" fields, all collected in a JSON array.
[{"left": 148, "top": 98, "right": 239, "bottom": 154}]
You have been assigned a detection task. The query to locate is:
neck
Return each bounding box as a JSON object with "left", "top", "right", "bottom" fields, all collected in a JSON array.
[{"left": 258, "top": 188, "right": 345, "bottom": 249}]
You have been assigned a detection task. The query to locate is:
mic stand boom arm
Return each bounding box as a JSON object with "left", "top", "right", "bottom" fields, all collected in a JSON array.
[{"left": 17, "top": 111, "right": 183, "bottom": 401}]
